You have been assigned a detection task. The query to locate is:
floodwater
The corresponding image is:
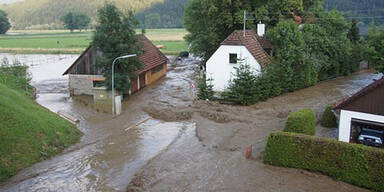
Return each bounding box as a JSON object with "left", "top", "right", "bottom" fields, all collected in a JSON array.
[
  {"left": 0, "top": 53, "right": 380, "bottom": 192},
  {"left": 0, "top": 54, "right": 196, "bottom": 191}
]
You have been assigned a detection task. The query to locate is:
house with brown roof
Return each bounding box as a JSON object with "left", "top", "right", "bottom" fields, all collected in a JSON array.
[
  {"left": 334, "top": 77, "right": 384, "bottom": 143},
  {"left": 205, "top": 23, "right": 272, "bottom": 91},
  {"left": 63, "top": 34, "right": 168, "bottom": 96}
]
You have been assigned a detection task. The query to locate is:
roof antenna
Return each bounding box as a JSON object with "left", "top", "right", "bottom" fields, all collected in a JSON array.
[{"left": 243, "top": 10, "right": 246, "bottom": 37}]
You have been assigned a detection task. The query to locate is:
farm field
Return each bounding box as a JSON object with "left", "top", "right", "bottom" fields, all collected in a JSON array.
[{"left": 0, "top": 29, "right": 188, "bottom": 55}]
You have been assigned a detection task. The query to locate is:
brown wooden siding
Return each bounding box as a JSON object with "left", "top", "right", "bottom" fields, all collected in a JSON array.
[
  {"left": 342, "top": 83, "right": 384, "bottom": 116},
  {"left": 131, "top": 77, "right": 138, "bottom": 93},
  {"left": 66, "top": 47, "right": 101, "bottom": 75},
  {"left": 139, "top": 73, "right": 146, "bottom": 88}
]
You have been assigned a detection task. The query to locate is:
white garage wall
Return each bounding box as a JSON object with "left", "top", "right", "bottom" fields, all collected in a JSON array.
[
  {"left": 206, "top": 45, "right": 261, "bottom": 92},
  {"left": 338, "top": 110, "right": 384, "bottom": 142}
]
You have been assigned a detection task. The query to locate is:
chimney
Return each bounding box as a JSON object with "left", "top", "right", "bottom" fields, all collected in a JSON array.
[{"left": 257, "top": 22, "right": 265, "bottom": 37}]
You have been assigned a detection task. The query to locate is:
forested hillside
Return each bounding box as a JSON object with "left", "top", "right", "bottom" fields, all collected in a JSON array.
[
  {"left": 1, "top": 0, "right": 384, "bottom": 29},
  {"left": 0, "top": 0, "right": 164, "bottom": 29},
  {"left": 136, "top": 0, "right": 188, "bottom": 29},
  {"left": 324, "top": 0, "right": 384, "bottom": 25}
]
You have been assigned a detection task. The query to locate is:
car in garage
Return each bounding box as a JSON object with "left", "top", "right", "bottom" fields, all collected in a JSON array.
[{"left": 358, "top": 128, "right": 384, "bottom": 147}]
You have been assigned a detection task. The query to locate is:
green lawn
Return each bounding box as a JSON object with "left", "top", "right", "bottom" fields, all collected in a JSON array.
[
  {"left": 0, "top": 72, "right": 82, "bottom": 182},
  {"left": 0, "top": 29, "right": 188, "bottom": 55}
]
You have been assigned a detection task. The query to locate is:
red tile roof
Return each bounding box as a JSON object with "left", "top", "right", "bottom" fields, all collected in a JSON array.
[
  {"left": 63, "top": 34, "right": 168, "bottom": 75},
  {"left": 221, "top": 30, "right": 271, "bottom": 67},
  {"left": 334, "top": 77, "right": 384, "bottom": 109},
  {"left": 137, "top": 34, "right": 168, "bottom": 74}
]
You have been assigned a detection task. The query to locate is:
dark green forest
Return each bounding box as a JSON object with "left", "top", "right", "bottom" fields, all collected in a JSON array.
[
  {"left": 1, "top": 0, "right": 384, "bottom": 29},
  {"left": 324, "top": 0, "right": 384, "bottom": 25},
  {"left": 136, "top": 0, "right": 189, "bottom": 29}
]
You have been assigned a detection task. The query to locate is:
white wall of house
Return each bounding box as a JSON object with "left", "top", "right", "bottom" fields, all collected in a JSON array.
[
  {"left": 338, "top": 110, "right": 384, "bottom": 142},
  {"left": 206, "top": 45, "right": 261, "bottom": 91}
]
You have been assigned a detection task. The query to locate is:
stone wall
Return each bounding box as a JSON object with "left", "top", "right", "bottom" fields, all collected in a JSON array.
[{"left": 69, "top": 74, "right": 104, "bottom": 96}]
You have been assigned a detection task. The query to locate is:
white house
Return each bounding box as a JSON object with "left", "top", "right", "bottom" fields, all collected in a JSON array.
[
  {"left": 334, "top": 77, "right": 384, "bottom": 143},
  {"left": 205, "top": 24, "right": 272, "bottom": 91}
]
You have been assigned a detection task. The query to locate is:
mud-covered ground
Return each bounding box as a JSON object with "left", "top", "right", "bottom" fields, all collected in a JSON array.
[
  {"left": 127, "top": 63, "right": 381, "bottom": 191},
  {"left": 0, "top": 53, "right": 380, "bottom": 192}
]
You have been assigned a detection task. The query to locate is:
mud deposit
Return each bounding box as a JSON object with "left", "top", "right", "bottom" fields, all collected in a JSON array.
[
  {"left": 127, "top": 69, "right": 380, "bottom": 191},
  {"left": 0, "top": 53, "right": 379, "bottom": 192}
]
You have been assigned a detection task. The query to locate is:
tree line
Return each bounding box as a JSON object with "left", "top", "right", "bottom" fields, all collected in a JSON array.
[{"left": 0, "top": 0, "right": 162, "bottom": 29}]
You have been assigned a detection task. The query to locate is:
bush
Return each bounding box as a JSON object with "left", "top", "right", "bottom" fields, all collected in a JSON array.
[
  {"left": 284, "top": 109, "right": 316, "bottom": 136},
  {"left": 263, "top": 132, "right": 384, "bottom": 192},
  {"left": 320, "top": 104, "right": 337, "bottom": 128},
  {"left": 197, "top": 76, "right": 214, "bottom": 100}
]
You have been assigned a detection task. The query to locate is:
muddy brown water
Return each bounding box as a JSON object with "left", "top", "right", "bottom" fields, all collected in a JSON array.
[{"left": 0, "top": 53, "right": 380, "bottom": 192}]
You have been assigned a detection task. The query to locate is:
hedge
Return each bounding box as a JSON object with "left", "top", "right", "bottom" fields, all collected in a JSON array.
[
  {"left": 263, "top": 132, "right": 384, "bottom": 192},
  {"left": 320, "top": 104, "right": 337, "bottom": 128},
  {"left": 285, "top": 109, "right": 316, "bottom": 135}
]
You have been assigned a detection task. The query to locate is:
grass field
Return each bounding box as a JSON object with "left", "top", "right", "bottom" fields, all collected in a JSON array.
[
  {"left": 0, "top": 71, "right": 82, "bottom": 182},
  {"left": 0, "top": 29, "right": 188, "bottom": 55}
]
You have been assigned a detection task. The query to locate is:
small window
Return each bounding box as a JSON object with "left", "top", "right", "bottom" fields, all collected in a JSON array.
[
  {"left": 229, "top": 53, "right": 237, "bottom": 64},
  {"left": 93, "top": 81, "right": 105, "bottom": 87}
]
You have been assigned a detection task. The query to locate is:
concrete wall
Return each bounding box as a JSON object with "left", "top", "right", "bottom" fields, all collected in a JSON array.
[
  {"left": 338, "top": 109, "right": 384, "bottom": 142},
  {"left": 146, "top": 63, "right": 167, "bottom": 85},
  {"left": 69, "top": 74, "right": 104, "bottom": 96},
  {"left": 206, "top": 45, "right": 261, "bottom": 91}
]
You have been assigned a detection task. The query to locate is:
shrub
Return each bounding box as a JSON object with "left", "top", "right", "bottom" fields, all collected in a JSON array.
[
  {"left": 320, "top": 104, "right": 337, "bottom": 128},
  {"left": 197, "top": 76, "right": 214, "bottom": 100},
  {"left": 263, "top": 132, "right": 384, "bottom": 192},
  {"left": 284, "top": 109, "right": 316, "bottom": 136}
]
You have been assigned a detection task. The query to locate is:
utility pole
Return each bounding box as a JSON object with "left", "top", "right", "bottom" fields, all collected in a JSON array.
[{"left": 243, "top": 10, "right": 246, "bottom": 37}]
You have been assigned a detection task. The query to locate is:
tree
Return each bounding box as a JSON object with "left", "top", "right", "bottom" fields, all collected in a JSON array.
[
  {"left": 92, "top": 2, "right": 143, "bottom": 93},
  {"left": 61, "top": 12, "right": 75, "bottom": 32},
  {"left": 364, "top": 26, "right": 384, "bottom": 74},
  {"left": 61, "top": 12, "right": 90, "bottom": 32},
  {"left": 347, "top": 19, "right": 360, "bottom": 44},
  {"left": 0, "top": 10, "right": 11, "bottom": 34},
  {"left": 75, "top": 14, "right": 91, "bottom": 31},
  {"left": 221, "top": 64, "right": 260, "bottom": 105},
  {"left": 267, "top": 20, "right": 317, "bottom": 92}
]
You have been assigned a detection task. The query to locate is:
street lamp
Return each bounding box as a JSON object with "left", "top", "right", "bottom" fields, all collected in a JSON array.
[{"left": 112, "top": 54, "right": 137, "bottom": 116}]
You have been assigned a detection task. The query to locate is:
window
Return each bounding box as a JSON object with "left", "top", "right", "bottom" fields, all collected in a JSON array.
[
  {"left": 229, "top": 53, "right": 237, "bottom": 64},
  {"left": 93, "top": 81, "right": 105, "bottom": 87},
  {"left": 152, "top": 64, "right": 164, "bottom": 75}
]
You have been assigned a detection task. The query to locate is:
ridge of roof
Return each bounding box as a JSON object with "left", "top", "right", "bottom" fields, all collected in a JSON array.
[
  {"left": 334, "top": 77, "right": 384, "bottom": 109},
  {"left": 63, "top": 34, "right": 168, "bottom": 76},
  {"left": 221, "top": 30, "right": 271, "bottom": 67}
]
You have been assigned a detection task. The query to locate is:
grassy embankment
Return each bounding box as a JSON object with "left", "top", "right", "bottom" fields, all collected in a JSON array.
[
  {"left": 0, "top": 29, "right": 188, "bottom": 55},
  {"left": 0, "top": 69, "right": 82, "bottom": 182}
]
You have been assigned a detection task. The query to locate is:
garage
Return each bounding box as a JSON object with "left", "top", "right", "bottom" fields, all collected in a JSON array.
[{"left": 335, "top": 77, "right": 384, "bottom": 147}]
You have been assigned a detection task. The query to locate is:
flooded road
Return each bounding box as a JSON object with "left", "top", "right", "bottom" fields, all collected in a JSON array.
[
  {"left": 0, "top": 54, "right": 196, "bottom": 191},
  {"left": 0, "top": 53, "right": 380, "bottom": 192}
]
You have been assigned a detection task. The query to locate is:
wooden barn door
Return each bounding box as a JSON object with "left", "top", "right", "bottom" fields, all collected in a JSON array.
[
  {"left": 139, "top": 74, "right": 146, "bottom": 89},
  {"left": 131, "top": 78, "right": 138, "bottom": 93}
]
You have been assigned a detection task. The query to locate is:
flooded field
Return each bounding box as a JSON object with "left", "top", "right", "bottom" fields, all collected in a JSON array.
[{"left": 0, "top": 53, "right": 380, "bottom": 192}]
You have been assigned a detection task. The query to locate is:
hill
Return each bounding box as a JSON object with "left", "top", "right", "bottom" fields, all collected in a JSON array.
[
  {"left": 136, "top": 0, "right": 189, "bottom": 29},
  {"left": 0, "top": 0, "right": 164, "bottom": 29},
  {"left": 324, "top": 0, "right": 384, "bottom": 25},
  {"left": 0, "top": 67, "right": 82, "bottom": 182}
]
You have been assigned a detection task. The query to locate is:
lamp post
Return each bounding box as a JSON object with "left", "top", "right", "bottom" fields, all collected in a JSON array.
[{"left": 112, "top": 54, "right": 137, "bottom": 116}]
